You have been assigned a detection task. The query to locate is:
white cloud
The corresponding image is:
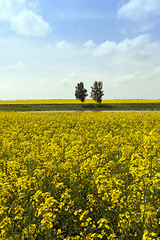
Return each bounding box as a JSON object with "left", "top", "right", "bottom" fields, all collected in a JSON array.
[
  {"left": 11, "top": 9, "right": 51, "bottom": 37},
  {"left": 0, "top": 0, "right": 25, "bottom": 20},
  {"left": 118, "top": 0, "right": 160, "bottom": 20},
  {"left": 93, "top": 41, "right": 117, "bottom": 56},
  {"left": 83, "top": 40, "right": 96, "bottom": 49},
  {"left": 93, "top": 34, "right": 156, "bottom": 61},
  {"left": 55, "top": 41, "right": 74, "bottom": 48},
  {"left": 0, "top": 0, "right": 51, "bottom": 37},
  {"left": 154, "top": 67, "right": 160, "bottom": 74},
  {"left": 9, "top": 61, "right": 25, "bottom": 69}
]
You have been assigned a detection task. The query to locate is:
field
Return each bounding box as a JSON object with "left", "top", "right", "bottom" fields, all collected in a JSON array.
[
  {"left": 0, "top": 99, "right": 160, "bottom": 111},
  {"left": 1, "top": 99, "right": 160, "bottom": 104},
  {"left": 0, "top": 111, "right": 160, "bottom": 239}
]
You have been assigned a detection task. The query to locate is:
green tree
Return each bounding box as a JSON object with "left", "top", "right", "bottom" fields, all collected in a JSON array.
[
  {"left": 90, "top": 81, "right": 104, "bottom": 104},
  {"left": 75, "top": 82, "right": 88, "bottom": 103}
]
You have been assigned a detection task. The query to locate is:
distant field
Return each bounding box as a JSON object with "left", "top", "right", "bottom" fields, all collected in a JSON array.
[
  {"left": 0, "top": 99, "right": 160, "bottom": 111},
  {"left": 0, "top": 99, "right": 160, "bottom": 105}
]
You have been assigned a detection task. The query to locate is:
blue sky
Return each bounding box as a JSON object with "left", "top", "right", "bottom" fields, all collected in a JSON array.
[{"left": 0, "top": 0, "right": 160, "bottom": 100}]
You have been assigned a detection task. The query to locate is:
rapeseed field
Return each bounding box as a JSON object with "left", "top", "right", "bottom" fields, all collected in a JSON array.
[
  {"left": 0, "top": 99, "right": 160, "bottom": 104},
  {"left": 0, "top": 112, "right": 160, "bottom": 239}
]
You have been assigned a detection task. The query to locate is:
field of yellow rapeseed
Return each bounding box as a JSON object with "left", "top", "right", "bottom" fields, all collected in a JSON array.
[
  {"left": 0, "top": 99, "right": 160, "bottom": 104},
  {"left": 0, "top": 111, "right": 160, "bottom": 239}
]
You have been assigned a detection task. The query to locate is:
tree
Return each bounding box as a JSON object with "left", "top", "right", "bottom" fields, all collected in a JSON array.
[
  {"left": 90, "top": 81, "right": 104, "bottom": 104},
  {"left": 75, "top": 82, "right": 88, "bottom": 103}
]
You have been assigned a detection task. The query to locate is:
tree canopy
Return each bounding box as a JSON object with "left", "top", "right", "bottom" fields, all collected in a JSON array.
[
  {"left": 75, "top": 82, "right": 88, "bottom": 103},
  {"left": 90, "top": 81, "right": 104, "bottom": 104}
]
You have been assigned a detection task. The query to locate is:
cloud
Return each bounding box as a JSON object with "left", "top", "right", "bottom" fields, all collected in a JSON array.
[
  {"left": 0, "top": 0, "right": 51, "bottom": 37},
  {"left": 0, "top": 0, "right": 25, "bottom": 20},
  {"left": 56, "top": 72, "right": 78, "bottom": 86},
  {"left": 154, "top": 67, "right": 160, "bottom": 74},
  {"left": 11, "top": 9, "right": 51, "bottom": 37},
  {"left": 9, "top": 61, "right": 25, "bottom": 69},
  {"left": 55, "top": 41, "right": 74, "bottom": 48},
  {"left": 117, "top": 0, "right": 160, "bottom": 20},
  {"left": 83, "top": 40, "right": 96, "bottom": 49},
  {"left": 93, "top": 34, "right": 156, "bottom": 61},
  {"left": 93, "top": 41, "right": 117, "bottom": 56}
]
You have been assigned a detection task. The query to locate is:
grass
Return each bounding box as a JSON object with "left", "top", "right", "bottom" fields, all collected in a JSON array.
[
  {"left": 0, "top": 99, "right": 160, "bottom": 111},
  {"left": 0, "top": 103, "right": 160, "bottom": 111}
]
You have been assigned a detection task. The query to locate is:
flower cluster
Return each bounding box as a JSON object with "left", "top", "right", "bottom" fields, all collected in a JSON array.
[{"left": 0, "top": 112, "right": 160, "bottom": 239}]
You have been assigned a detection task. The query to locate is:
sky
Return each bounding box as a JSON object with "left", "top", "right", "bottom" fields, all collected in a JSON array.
[{"left": 0, "top": 0, "right": 160, "bottom": 100}]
